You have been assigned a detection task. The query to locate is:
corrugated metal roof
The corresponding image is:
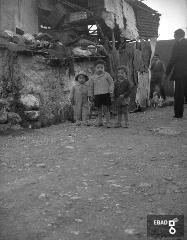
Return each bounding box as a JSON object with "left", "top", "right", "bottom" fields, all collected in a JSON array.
[
  {"left": 126, "top": 0, "right": 159, "bottom": 13},
  {"left": 124, "top": 0, "right": 160, "bottom": 38},
  {"left": 134, "top": 10, "right": 160, "bottom": 38}
]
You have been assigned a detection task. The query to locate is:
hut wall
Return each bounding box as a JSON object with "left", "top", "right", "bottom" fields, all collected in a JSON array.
[
  {"left": 0, "top": 48, "right": 97, "bottom": 127},
  {"left": 0, "top": 0, "right": 38, "bottom": 34}
]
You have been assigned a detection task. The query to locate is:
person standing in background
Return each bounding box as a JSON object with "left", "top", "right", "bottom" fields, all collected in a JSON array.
[
  {"left": 166, "top": 29, "right": 187, "bottom": 118},
  {"left": 150, "top": 54, "right": 166, "bottom": 100}
]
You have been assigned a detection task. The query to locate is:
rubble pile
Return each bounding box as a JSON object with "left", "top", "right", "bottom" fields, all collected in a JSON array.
[
  {"left": 0, "top": 30, "right": 71, "bottom": 60},
  {"left": 0, "top": 30, "right": 108, "bottom": 59}
]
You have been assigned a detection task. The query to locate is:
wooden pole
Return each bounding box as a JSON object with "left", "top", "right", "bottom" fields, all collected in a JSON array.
[{"left": 111, "top": 29, "right": 116, "bottom": 50}]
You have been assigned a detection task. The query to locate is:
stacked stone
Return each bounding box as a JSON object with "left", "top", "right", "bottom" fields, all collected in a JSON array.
[
  {"left": 0, "top": 98, "right": 21, "bottom": 131},
  {"left": 18, "top": 94, "right": 41, "bottom": 129}
]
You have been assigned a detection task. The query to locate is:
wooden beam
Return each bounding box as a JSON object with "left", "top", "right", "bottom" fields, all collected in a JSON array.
[{"left": 111, "top": 29, "right": 116, "bottom": 50}]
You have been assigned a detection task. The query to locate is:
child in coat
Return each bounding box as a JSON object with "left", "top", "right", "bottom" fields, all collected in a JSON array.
[
  {"left": 114, "top": 66, "right": 131, "bottom": 128},
  {"left": 88, "top": 60, "right": 114, "bottom": 128},
  {"left": 70, "top": 72, "right": 90, "bottom": 125}
]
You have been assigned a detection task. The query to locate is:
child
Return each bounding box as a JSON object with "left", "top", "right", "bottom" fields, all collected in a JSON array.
[
  {"left": 151, "top": 85, "right": 164, "bottom": 109},
  {"left": 114, "top": 66, "right": 131, "bottom": 128},
  {"left": 70, "top": 72, "right": 90, "bottom": 125},
  {"left": 88, "top": 60, "right": 114, "bottom": 127}
]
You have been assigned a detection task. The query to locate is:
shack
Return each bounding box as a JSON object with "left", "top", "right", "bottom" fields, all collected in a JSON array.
[{"left": 0, "top": 0, "right": 160, "bottom": 129}]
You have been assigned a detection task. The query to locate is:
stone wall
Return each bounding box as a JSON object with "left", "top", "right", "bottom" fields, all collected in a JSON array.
[
  {"left": 0, "top": 48, "right": 96, "bottom": 128},
  {"left": 0, "top": 48, "right": 72, "bottom": 128}
]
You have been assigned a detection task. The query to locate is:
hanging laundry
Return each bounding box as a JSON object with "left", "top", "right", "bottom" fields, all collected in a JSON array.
[
  {"left": 119, "top": 43, "right": 135, "bottom": 67},
  {"left": 119, "top": 49, "right": 128, "bottom": 66},
  {"left": 119, "top": 42, "right": 136, "bottom": 85},
  {"left": 150, "top": 38, "right": 157, "bottom": 66},
  {"left": 133, "top": 49, "right": 145, "bottom": 72},
  {"left": 148, "top": 38, "right": 157, "bottom": 100},
  {"left": 125, "top": 42, "right": 136, "bottom": 58},
  {"left": 141, "top": 41, "right": 152, "bottom": 71},
  {"left": 135, "top": 71, "right": 150, "bottom": 108},
  {"left": 103, "top": 0, "right": 139, "bottom": 40},
  {"left": 109, "top": 48, "right": 120, "bottom": 79}
]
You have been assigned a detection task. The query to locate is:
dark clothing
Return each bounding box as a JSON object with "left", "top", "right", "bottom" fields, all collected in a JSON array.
[
  {"left": 166, "top": 38, "right": 187, "bottom": 117},
  {"left": 185, "top": 84, "right": 187, "bottom": 103},
  {"left": 174, "top": 77, "right": 187, "bottom": 117},
  {"left": 151, "top": 60, "right": 165, "bottom": 80},
  {"left": 114, "top": 79, "right": 131, "bottom": 98},
  {"left": 166, "top": 39, "right": 187, "bottom": 79},
  {"left": 114, "top": 79, "right": 131, "bottom": 109},
  {"left": 150, "top": 60, "right": 166, "bottom": 99},
  {"left": 94, "top": 93, "right": 111, "bottom": 107}
]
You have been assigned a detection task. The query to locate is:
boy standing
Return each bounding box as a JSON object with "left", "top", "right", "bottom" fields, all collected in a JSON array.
[
  {"left": 114, "top": 66, "right": 131, "bottom": 128},
  {"left": 89, "top": 60, "right": 114, "bottom": 127}
]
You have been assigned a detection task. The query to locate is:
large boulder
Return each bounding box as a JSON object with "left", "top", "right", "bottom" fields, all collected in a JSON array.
[{"left": 19, "top": 94, "right": 40, "bottom": 110}]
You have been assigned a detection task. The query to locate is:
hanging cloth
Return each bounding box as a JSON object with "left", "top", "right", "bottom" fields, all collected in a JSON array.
[
  {"left": 135, "top": 71, "right": 150, "bottom": 108},
  {"left": 141, "top": 41, "right": 152, "bottom": 71}
]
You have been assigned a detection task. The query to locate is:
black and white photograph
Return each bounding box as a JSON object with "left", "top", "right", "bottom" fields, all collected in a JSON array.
[{"left": 0, "top": 0, "right": 186, "bottom": 239}]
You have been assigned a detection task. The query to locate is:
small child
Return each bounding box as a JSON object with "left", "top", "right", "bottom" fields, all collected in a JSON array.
[
  {"left": 114, "top": 66, "right": 131, "bottom": 128},
  {"left": 88, "top": 60, "right": 114, "bottom": 127},
  {"left": 70, "top": 72, "right": 90, "bottom": 125},
  {"left": 151, "top": 86, "right": 164, "bottom": 108},
  {"left": 152, "top": 91, "right": 160, "bottom": 108}
]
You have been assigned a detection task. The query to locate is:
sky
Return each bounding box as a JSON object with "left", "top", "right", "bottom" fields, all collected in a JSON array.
[{"left": 145, "top": 0, "right": 187, "bottom": 40}]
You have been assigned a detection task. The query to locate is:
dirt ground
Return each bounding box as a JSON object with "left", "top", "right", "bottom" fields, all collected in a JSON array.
[{"left": 0, "top": 106, "right": 186, "bottom": 240}]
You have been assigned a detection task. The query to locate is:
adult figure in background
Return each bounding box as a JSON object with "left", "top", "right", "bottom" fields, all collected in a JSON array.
[
  {"left": 166, "top": 29, "right": 187, "bottom": 118},
  {"left": 150, "top": 54, "right": 166, "bottom": 100}
]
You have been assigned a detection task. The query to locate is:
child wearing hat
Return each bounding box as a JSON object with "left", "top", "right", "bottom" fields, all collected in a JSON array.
[
  {"left": 70, "top": 72, "right": 90, "bottom": 125},
  {"left": 114, "top": 66, "right": 132, "bottom": 128},
  {"left": 88, "top": 60, "right": 114, "bottom": 127}
]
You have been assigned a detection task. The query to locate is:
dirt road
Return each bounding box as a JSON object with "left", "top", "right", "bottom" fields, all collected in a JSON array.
[{"left": 0, "top": 106, "right": 186, "bottom": 240}]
